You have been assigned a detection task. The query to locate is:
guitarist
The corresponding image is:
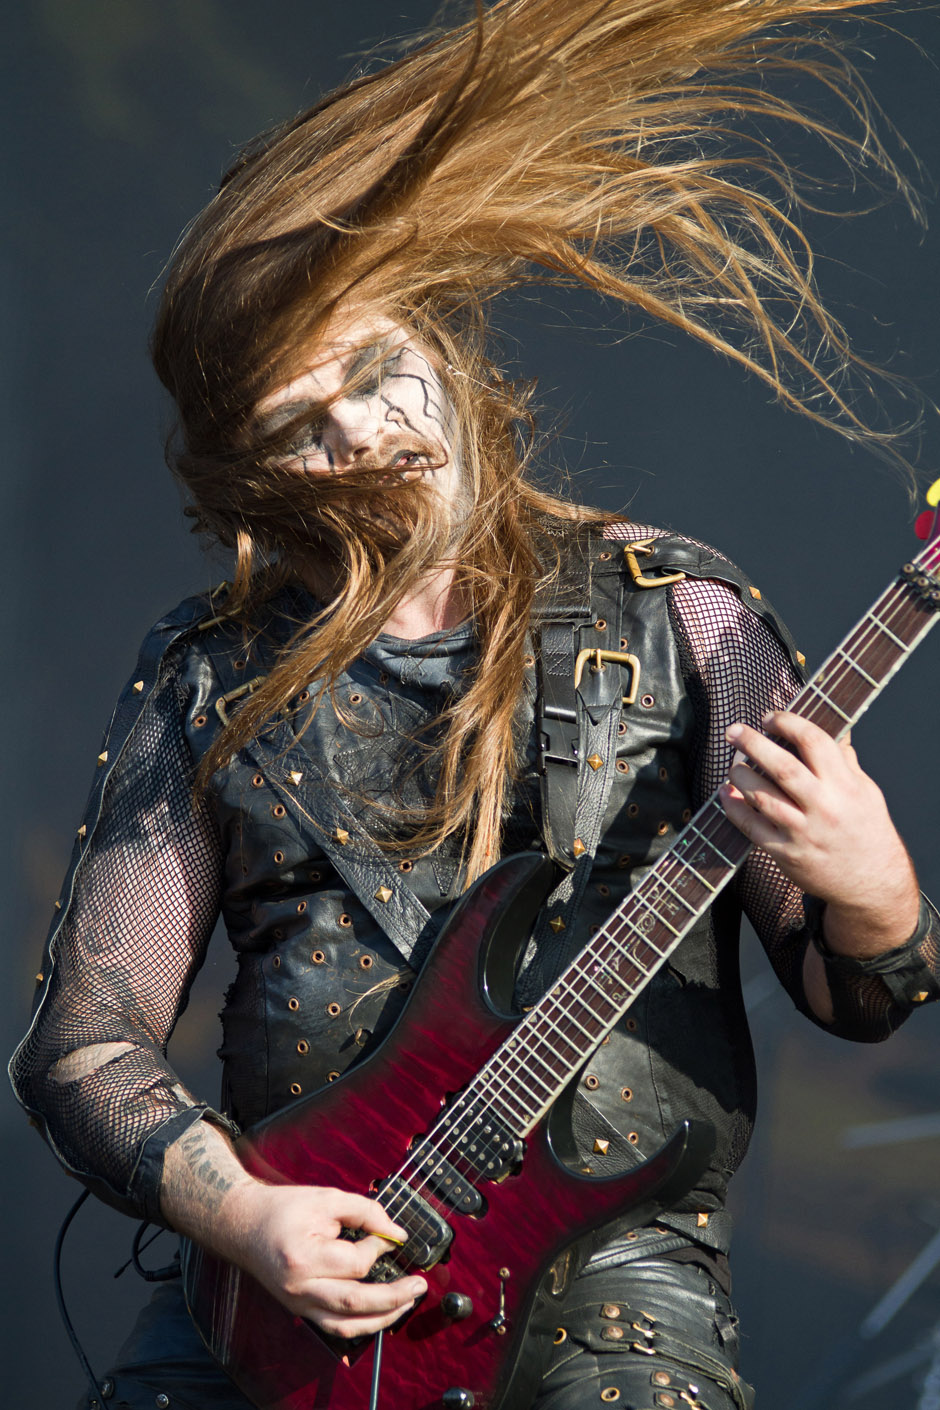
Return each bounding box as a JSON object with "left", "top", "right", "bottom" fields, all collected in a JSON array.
[{"left": 11, "top": 3, "right": 940, "bottom": 1409}]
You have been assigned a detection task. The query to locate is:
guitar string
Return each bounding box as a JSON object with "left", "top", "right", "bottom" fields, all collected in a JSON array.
[{"left": 374, "top": 547, "right": 940, "bottom": 1255}]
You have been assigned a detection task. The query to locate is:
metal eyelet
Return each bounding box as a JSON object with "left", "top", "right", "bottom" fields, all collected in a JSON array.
[
  {"left": 339, "top": 914, "right": 352, "bottom": 928},
  {"left": 311, "top": 951, "right": 326, "bottom": 964},
  {"left": 327, "top": 1002, "right": 342, "bottom": 1017}
]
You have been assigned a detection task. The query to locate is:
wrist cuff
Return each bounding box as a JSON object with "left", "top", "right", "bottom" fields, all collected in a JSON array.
[{"left": 810, "top": 894, "right": 940, "bottom": 1009}]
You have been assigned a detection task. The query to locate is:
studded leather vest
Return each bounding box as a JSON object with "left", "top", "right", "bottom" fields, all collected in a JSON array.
[{"left": 161, "top": 533, "right": 804, "bottom": 1232}]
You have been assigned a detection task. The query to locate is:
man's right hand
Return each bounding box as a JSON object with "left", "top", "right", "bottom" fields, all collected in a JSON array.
[{"left": 160, "top": 1117, "right": 427, "bottom": 1338}]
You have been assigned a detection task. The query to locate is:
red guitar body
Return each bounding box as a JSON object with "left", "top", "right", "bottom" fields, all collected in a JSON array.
[{"left": 182, "top": 853, "right": 714, "bottom": 1410}]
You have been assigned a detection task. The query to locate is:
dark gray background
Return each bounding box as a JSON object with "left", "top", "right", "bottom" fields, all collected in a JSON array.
[{"left": 3, "top": 4, "right": 939, "bottom": 1407}]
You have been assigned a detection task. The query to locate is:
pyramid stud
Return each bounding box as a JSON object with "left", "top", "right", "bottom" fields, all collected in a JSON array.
[
  {"left": 572, "top": 838, "right": 586, "bottom": 858},
  {"left": 97, "top": 751, "right": 108, "bottom": 767},
  {"left": 593, "top": 1138, "right": 610, "bottom": 1155},
  {"left": 375, "top": 886, "right": 393, "bottom": 904},
  {"left": 549, "top": 916, "right": 566, "bottom": 933},
  {"left": 132, "top": 681, "right": 144, "bottom": 694},
  {"left": 288, "top": 770, "right": 303, "bottom": 785},
  {"left": 333, "top": 828, "right": 350, "bottom": 845},
  {"left": 587, "top": 754, "right": 604, "bottom": 772}
]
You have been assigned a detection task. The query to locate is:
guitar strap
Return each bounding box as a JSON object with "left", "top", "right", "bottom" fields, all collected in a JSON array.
[{"left": 528, "top": 537, "right": 631, "bottom": 983}]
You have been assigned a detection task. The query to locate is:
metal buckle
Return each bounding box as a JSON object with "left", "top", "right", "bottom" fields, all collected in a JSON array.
[
  {"left": 215, "top": 676, "right": 267, "bottom": 725},
  {"left": 573, "top": 648, "right": 641, "bottom": 706},
  {"left": 623, "top": 539, "right": 687, "bottom": 590}
]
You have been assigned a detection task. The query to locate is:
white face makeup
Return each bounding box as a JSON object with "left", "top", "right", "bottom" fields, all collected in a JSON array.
[{"left": 258, "top": 319, "right": 462, "bottom": 510}]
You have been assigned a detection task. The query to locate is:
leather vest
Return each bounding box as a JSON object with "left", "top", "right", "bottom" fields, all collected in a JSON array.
[{"left": 167, "top": 533, "right": 804, "bottom": 1226}]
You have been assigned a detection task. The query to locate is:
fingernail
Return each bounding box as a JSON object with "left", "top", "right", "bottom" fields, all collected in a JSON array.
[{"left": 726, "top": 724, "right": 742, "bottom": 742}]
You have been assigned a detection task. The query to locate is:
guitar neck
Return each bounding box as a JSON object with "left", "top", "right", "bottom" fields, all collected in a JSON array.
[{"left": 470, "top": 538, "right": 940, "bottom": 1139}]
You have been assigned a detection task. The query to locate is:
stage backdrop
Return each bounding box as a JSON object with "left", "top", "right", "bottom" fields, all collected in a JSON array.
[{"left": 3, "top": 5, "right": 939, "bottom": 1408}]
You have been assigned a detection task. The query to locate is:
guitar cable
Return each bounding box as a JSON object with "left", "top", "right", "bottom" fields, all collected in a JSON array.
[
  {"left": 54, "top": 1190, "right": 107, "bottom": 1409},
  {"left": 369, "top": 1328, "right": 385, "bottom": 1410}
]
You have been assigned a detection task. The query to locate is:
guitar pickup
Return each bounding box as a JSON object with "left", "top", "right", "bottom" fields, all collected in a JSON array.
[
  {"left": 412, "top": 1149, "right": 484, "bottom": 1214},
  {"left": 373, "top": 1176, "right": 455, "bottom": 1271}
]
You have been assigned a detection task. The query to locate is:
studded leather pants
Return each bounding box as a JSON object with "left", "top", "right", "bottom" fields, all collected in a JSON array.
[
  {"left": 537, "top": 1259, "right": 755, "bottom": 1410},
  {"left": 76, "top": 1251, "right": 755, "bottom": 1410}
]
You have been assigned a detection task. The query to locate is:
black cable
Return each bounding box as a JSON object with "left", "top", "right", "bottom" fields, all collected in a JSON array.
[
  {"left": 53, "top": 1190, "right": 105, "bottom": 1408},
  {"left": 369, "top": 1327, "right": 384, "bottom": 1410}
]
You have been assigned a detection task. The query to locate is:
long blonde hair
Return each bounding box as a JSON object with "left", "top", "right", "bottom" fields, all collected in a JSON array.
[{"left": 152, "top": 0, "right": 916, "bottom": 883}]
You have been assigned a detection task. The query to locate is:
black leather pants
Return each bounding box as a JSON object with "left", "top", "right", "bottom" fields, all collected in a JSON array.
[
  {"left": 76, "top": 1255, "right": 754, "bottom": 1410},
  {"left": 537, "top": 1259, "right": 755, "bottom": 1410}
]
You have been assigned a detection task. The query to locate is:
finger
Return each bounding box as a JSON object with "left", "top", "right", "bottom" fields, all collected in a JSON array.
[
  {"left": 302, "top": 1273, "right": 427, "bottom": 1330},
  {"left": 719, "top": 782, "right": 785, "bottom": 852},
  {"left": 307, "top": 1231, "right": 409, "bottom": 1282},
  {"left": 760, "top": 711, "right": 851, "bottom": 779},
  {"left": 727, "top": 761, "right": 803, "bottom": 828},
  {"left": 726, "top": 722, "right": 817, "bottom": 806},
  {"left": 321, "top": 1189, "right": 409, "bottom": 1244},
  {"left": 311, "top": 1298, "right": 421, "bottom": 1339}
]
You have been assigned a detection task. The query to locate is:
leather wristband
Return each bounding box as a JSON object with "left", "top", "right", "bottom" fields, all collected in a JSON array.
[{"left": 809, "top": 893, "right": 940, "bottom": 1010}]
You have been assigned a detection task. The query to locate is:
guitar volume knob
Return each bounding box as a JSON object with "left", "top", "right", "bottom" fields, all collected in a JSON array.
[
  {"left": 441, "top": 1291, "right": 474, "bottom": 1320},
  {"left": 442, "top": 1391, "right": 475, "bottom": 1409}
]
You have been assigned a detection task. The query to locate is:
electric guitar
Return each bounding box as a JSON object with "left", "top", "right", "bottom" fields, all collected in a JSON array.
[{"left": 182, "top": 487, "right": 940, "bottom": 1410}]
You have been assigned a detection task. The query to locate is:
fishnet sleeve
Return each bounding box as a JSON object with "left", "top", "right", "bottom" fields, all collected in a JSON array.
[
  {"left": 666, "top": 569, "right": 940, "bottom": 1040},
  {"left": 9, "top": 657, "right": 225, "bottom": 1221}
]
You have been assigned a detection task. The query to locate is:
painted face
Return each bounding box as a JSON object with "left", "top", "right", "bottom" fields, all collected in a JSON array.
[{"left": 258, "top": 319, "right": 461, "bottom": 507}]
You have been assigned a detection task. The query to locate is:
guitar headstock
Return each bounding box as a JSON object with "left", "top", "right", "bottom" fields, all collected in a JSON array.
[{"left": 914, "top": 476, "right": 940, "bottom": 546}]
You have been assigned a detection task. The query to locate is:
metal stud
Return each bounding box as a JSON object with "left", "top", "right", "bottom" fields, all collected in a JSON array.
[
  {"left": 54, "top": 900, "right": 62, "bottom": 910},
  {"left": 288, "top": 770, "right": 303, "bottom": 785},
  {"left": 549, "top": 916, "right": 566, "bottom": 933},
  {"left": 76, "top": 824, "right": 87, "bottom": 839},
  {"left": 35, "top": 972, "right": 44, "bottom": 986},
  {"left": 155, "top": 1396, "right": 170, "bottom": 1409},
  {"left": 601, "top": 1303, "right": 621, "bottom": 1319},
  {"left": 748, "top": 585, "right": 762, "bottom": 600},
  {"left": 132, "top": 681, "right": 144, "bottom": 694},
  {"left": 601, "top": 1325, "right": 624, "bottom": 1341},
  {"left": 587, "top": 753, "right": 604, "bottom": 771},
  {"left": 375, "top": 886, "right": 393, "bottom": 904},
  {"left": 572, "top": 838, "right": 586, "bottom": 858},
  {"left": 796, "top": 651, "right": 806, "bottom": 666},
  {"left": 593, "top": 1138, "right": 610, "bottom": 1156},
  {"left": 97, "top": 751, "right": 108, "bottom": 767},
  {"left": 696, "top": 1212, "right": 709, "bottom": 1228},
  {"left": 334, "top": 828, "right": 350, "bottom": 845},
  {"left": 914, "top": 991, "right": 929, "bottom": 1003}
]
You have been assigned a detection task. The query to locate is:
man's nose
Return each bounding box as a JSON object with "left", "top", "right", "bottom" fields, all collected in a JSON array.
[{"left": 320, "top": 396, "right": 382, "bottom": 467}]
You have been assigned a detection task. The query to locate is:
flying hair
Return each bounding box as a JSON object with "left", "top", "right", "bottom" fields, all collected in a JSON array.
[{"left": 151, "top": 0, "right": 920, "bottom": 884}]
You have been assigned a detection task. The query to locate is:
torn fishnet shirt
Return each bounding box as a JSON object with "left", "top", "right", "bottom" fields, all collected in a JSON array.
[
  {"left": 10, "top": 538, "right": 932, "bottom": 1214},
  {"left": 10, "top": 669, "right": 223, "bottom": 1215}
]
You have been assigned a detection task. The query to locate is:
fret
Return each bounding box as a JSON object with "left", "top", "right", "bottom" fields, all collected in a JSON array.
[
  {"left": 673, "top": 850, "right": 718, "bottom": 893},
  {"left": 686, "top": 821, "right": 735, "bottom": 869},
  {"left": 525, "top": 1010, "right": 582, "bottom": 1064},
  {"left": 592, "top": 950, "right": 632, "bottom": 996},
  {"left": 633, "top": 893, "right": 681, "bottom": 938},
  {"left": 578, "top": 962, "right": 622, "bottom": 1010},
  {"left": 835, "top": 646, "right": 879, "bottom": 689},
  {"left": 865, "top": 610, "right": 906, "bottom": 650},
  {"left": 653, "top": 873, "right": 698, "bottom": 916},
  {"left": 806, "top": 680, "right": 853, "bottom": 723},
  {"left": 539, "top": 1001, "right": 596, "bottom": 1045}
]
